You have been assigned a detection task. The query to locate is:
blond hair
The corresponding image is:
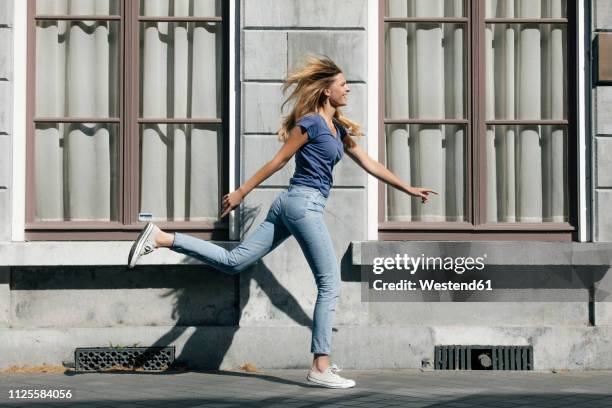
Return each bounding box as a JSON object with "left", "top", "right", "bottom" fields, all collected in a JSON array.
[{"left": 277, "top": 55, "right": 363, "bottom": 147}]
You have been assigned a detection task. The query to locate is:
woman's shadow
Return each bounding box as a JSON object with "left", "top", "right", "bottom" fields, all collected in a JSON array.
[{"left": 147, "top": 204, "right": 318, "bottom": 373}]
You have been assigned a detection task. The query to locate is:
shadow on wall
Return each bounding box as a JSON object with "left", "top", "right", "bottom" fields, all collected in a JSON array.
[
  {"left": 148, "top": 255, "right": 316, "bottom": 370},
  {"left": 9, "top": 204, "right": 355, "bottom": 370},
  {"left": 10, "top": 262, "right": 315, "bottom": 370},
  {"left": 147, "top": 199, "right": 356, "bottom": 368}
]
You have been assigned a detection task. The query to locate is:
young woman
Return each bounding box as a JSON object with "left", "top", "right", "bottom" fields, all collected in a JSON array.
[{"left": 128, "top": 56, "right": 436, "bottom": 388}]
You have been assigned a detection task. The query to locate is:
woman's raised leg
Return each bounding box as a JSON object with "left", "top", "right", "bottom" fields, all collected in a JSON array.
[
  {"left": 128, "top": 193, "right": 290, "bottom": 274},
  {"left": 167, "top": 193, "right": 291, "bottom": 275}
]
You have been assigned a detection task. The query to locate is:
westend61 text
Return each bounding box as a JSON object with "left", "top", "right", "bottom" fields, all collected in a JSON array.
[
  {"left": 372, "top": 279, "right": 493, "bottom": 291},
  {"left": 372, "top": 254, "right": 487, "bottom": 275}
]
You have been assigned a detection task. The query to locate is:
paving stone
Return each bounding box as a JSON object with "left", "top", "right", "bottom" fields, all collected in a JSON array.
[
  {"left": 243, "top": 31, "right": 287, "bottom": 80},
  {"left": 595, "top": 137, "right": 612, "bottom": 187},
  {"left": 596, "top": 87, "right": 612, "bottom": 135},
  {"left": 0, "top": 1, "right": 12, "bottom": 26},
  {"left": 595, "top": 189, "right": 612, "bottom": 241},
  {"left": 0, "top": 81, "right": 10, "bottom": 133},
  {"left": 0, "top": 189, "right": 9, "bottom": 241},
  {"left": 243, "top": 0, "right": 366, "bottom": 28},
  {"left": 595, "top": 0, "right": 612, "bottom": 30},
  {"left": 242, "top": 82, "right": 284, "bottom": 134},
  {"left": 0, "top": 28, "right": 10, "bottom": 80},
  {"left": 287, "top": 31, "right": 367, "bottom": 82}
]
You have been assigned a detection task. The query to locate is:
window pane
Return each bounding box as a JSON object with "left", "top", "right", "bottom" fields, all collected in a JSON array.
[
  {"left": 35, "top": 20, "right": 120, "bottom": 118},
  {"left": 485, "top": 125, "right": 568, "bottom": 223},
  {"left": 140, "top": 0, "right": 221, "bottom": 17},
  {"left": 34, "top": 123, "right": 119, "bottom": 222},
  {"left": 385, "top": 124, "right": 466, "bottom": 222},
  {"left": 485, "top": 0, "right": 566, "bottom": 19},
  {"left": 139, "top": 22, "right": 223, "bottom": 119},
  {"left": 139, "top": 124, "right": 222, "bottom": 222},
  {"left": 385, "top": 23, "right": 465, "bottom": 120},
  {"left": 386, "top": 0, "right": 463, "bottom": 18},
  {"left": 485, "top": 24, "right": 567, "bottom": 120},
  {"left": 36, "top": 0, "right": 119, "bottom": 15}
]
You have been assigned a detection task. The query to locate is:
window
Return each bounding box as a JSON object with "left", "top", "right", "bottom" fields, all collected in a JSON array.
[
  {"left": 26, "top": 0, "right": 228, "bottom": 240},
  {"left": 380, "top": 0, "right": 576, "bottom": 240}
]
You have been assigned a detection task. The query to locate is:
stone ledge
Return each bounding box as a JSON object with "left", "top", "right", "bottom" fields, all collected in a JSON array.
[
  {"left": 3, "top": 241, "right": 611, "bottom": 267},
  {"left": 0, "top": 241, "right": 239, "bottom": 266},
  {"left": 351, "top": 241, "right": 612, "bottom": 266}
]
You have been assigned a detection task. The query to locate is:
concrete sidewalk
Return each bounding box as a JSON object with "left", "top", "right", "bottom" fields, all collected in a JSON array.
[{"left": 0, "top": 369, "right": 611, "bottom": 407}]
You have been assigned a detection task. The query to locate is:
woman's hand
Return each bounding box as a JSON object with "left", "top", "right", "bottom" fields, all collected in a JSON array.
[
  {"left": 407, "top": 187, "right": 438, "bottom": 204},
  {"left": 220, "top": 189, "right": 244, "bottom": 218}
]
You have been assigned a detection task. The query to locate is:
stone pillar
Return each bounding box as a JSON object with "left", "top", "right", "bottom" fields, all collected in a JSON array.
[
  {"left": 593, "top": 0, "right": 612, "bottom": 325},
  {"left": 0, "top": 0, "right": 13, "bottom": 242},
  {"left": 239, "top": 0, "right": 369, "bottom": 336},
  {"left": 594, "top": 0, "right": 612, "bottom": 241}
]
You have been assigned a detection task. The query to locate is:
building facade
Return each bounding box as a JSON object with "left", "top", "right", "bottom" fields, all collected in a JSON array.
[{"left": 0, "top": 0, "right": 611, "bottom": 370}]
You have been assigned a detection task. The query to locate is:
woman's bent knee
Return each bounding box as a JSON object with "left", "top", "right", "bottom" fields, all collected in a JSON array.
[
  {"left": 225, "top": 263, "right": 249, "bottom": 275},
  {"left": 224, "top": 253, "right": 254, "bottom": 275}
]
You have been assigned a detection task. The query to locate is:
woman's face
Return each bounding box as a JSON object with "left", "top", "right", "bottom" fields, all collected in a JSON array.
[{"left": 324, "top": 72, "right": 350, "bottom": 107}]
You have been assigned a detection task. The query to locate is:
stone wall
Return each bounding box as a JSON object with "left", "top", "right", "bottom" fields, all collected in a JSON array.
[
  {"left": 0, "top": 0, "right": 610, "bottom": 371},
  {"left": 0, "top": 0, "right": 12, "bottom": 241},
  {"left": 594, "top": 0, "right": 612, "bottom": 241}
]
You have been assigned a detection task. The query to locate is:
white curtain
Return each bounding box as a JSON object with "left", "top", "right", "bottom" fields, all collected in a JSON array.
[
  {"left": 385, "top": 0, "right": 567, "bottom": 223},
  {"left": 387, "top": 0, "right": 463, "bottom": 17},
  {"left": 140, "top": 0, "right": 218, "bottom": 16},
  {"left": 385, "top": 0, "right": 464, "bottom": 222},
  {"left": 140, "top": 0, "right": 221, "bottom": 222},
  {"left": 35, "top": 0, "right": 222, "bottom": 222},
  {"left": 35, "top": 0, "right": 117, "bottom": 221},
  {"left": 485, "top": 0, "right": 567, "bottom": 223},
  {"left": 486, "top": 0, "right": 566, "bottom": 18}
]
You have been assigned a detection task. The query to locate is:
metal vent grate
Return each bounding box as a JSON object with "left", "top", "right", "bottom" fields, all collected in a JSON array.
[
  {"left": 435, "top": 345, "right": 533, "bottom": 370},
  {"left": 75, "top": 347, "right": 175, "bottom": 371}
]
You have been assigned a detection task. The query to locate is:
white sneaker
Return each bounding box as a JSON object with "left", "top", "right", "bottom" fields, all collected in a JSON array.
[
  {"left": 127, "top": 222, "right": 160, "bottom": 268},
  {"left": 307, "top": 364, "right": 356, "bottom": 389}
]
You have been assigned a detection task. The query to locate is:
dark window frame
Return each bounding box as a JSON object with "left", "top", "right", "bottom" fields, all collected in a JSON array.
[
  {"left": 25, "top": 0, "right": 230, "bottom": 241},
  {"left": 378, "top": 0, "right": 578, "bottom": 241}
]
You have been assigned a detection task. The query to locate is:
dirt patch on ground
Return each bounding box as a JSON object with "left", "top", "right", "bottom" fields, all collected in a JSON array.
[
  {"left": 0, "top": 365, "right": 70, "bottom": 374},
  {"left": 238, "top": 362, "right": 262, "bottom": 373},
  {"left": 0, "top": 364, "right": 182, "bottom": 374}
]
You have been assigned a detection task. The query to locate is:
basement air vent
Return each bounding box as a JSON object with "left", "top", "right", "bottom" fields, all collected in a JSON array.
[
  {"left": 435, "top": 345, "right": 533, "bottom": 370},
  {"left": 75, "top": 347, "right": 175, "bottom": 371}
]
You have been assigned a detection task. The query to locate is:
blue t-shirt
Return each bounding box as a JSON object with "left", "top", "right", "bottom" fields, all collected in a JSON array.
[{"left": 289, "top": 113, "right": 347, "bottom": 198}]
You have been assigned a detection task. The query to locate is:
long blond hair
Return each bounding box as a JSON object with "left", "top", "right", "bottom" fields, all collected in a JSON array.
[{"left": 277, "top": 55, "right": 363, "bottom": 146}]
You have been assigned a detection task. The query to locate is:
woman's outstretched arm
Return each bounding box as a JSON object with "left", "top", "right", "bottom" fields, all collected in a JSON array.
[
  {"left": 220, "top": 126, "right": 309, "bottom": 218},
  {"left": 344, "top": 136, "right": 438, "bottom": 203}
]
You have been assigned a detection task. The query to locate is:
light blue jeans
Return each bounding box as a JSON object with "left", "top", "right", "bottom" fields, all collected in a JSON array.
[{"left": 170, "top": 184, "right": 340, "bottom": 355}]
